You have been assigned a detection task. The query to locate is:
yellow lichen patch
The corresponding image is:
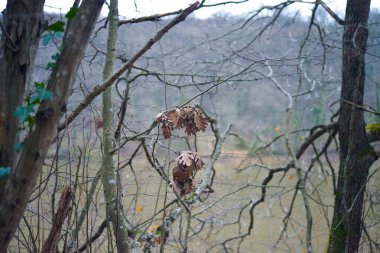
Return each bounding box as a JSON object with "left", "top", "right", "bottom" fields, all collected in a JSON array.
[{"left": 365, "top": 123, "right": 380, "bottom": 134}]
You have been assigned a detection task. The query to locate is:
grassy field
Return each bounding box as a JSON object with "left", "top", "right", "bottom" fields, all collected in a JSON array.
[{"left": 11, "top": 147, "right": 380, "bottom": 253}]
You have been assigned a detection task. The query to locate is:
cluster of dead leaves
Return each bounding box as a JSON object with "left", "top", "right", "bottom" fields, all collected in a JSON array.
[
  {"left": 155, "top": 106, "right": 207, "bottom": 196},
  {"left": 156, "top": 105, "right": 208, "bottom": 139},
  {"left": 172, "top": 151, "right": 204, "bottom": 196}
]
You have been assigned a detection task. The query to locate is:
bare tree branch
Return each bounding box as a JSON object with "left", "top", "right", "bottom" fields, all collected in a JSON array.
[
  {"left": 119, "top": 10, "right": 184, "bottom": 25},
  {"left": 41, "top": 187, "right": 73, "bottom": 253},
  {"left": 316, "top": 0, "right": 345, "bottom": 25},
  {"left": 58, "top": 1, "right": 200, "bottom": 131}
]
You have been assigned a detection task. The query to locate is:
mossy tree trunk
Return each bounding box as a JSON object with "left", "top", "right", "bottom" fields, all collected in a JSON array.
[
  {"left": 101, "top": 0, "right": 131, "bottom": 252},
  {"left": 328, "top": 0, "right": 376, "bottom": 252}
]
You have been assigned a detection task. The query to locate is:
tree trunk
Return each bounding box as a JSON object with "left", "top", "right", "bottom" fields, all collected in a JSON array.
[
  {"left": 0, "top": 1, "right": 104, "bottom": 251},
  {"left": 328, "top": 0, "right": 376, "bottom": 252},
  {"left": 101, "top": 0, "right": 131, "bottom": 252},
  {"left": 376, "top": 84, "right": 380, "bottom": 118},
  {"left": 0, "top": 0, "right": 45, "bottom": 200}
]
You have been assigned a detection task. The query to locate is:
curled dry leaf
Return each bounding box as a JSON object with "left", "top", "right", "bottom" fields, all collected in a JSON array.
[
  {"left": 194, "top": 107, "right": 208, "bottom": 132},
  {"left": 167, "top": 108, "right": 181, "bottom": 128},
  {"left": 172, "top": 151, "right": 204, "bottom": 196},
  {"left": 162, "top": 122, "right": 172, "bottom": 139},
  {"left": 155, "top": 105, "right": 208, "bottom": 139}
]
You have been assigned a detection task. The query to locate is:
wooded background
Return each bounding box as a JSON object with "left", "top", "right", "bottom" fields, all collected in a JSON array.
[{"left": 0, "top": 0, "right": 379, "bottom": 252}]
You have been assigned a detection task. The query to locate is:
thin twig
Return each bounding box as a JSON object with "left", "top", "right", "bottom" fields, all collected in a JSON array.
[
  {"left": 58, "top": 1, "right": 200, "bottom": 131},
  {"left": 316, "top": 0, "right": 345, "bottom": 25}
]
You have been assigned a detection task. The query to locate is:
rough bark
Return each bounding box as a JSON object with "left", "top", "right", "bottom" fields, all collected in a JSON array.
[
  {"left": 327, "top": 0, "right": 376, "bottom": 252},
  {"left": 0, "top": 0, "right": 104, "bottom": 251},
  {"left": 101, "top": 0, "right": 131, "bottom": 252},
  {"left": 0, "top": 0, "right": 45, "bottom": 200}
]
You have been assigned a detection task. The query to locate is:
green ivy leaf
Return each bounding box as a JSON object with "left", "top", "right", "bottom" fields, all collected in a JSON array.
[
  {"left": 0, "top": 167, "right": 11, "bottom": 178},
  {"left": 51, "top": 52, "right": 60, "bottom": 61},
  {"left": 34, "top": 82, "right": 45, "bottom": 89},
  {"left": 35, "top": 87, "right": 53, "bottom": 101},
  {"left": 25, "top": 95, "right": 31, "bottom": 105},
  {"left": 14, "top": 105, "right": 35, "bottom": 122},
  {"left": 54, "top": 32, "right": 63, "bottom": 38},
  {"left": 48, "top": 21, "right": 65, "bottom": 32},
  {"left": 65, "top": 7, "right": 78, "bottom": 20},
  {"left": 41, "top": 33, "right": 53, "bottom": 46},
  {"left": 46, "top": 62, "right": 57, "bottom": 70},
  {"left": 16, "top": 130, "right": 22, "bottom": 137},
  {"left": 30, "top": 98, "right": 41, "bottom": 105},
  {"left": 15, "top": 143, "right": 23, "bottom": 153},
  {"left": 41, "top": 32, "right": 64, "bottom": 46},
  {"left": 26, "top": 115, "right": 35, "bottom": 128}
]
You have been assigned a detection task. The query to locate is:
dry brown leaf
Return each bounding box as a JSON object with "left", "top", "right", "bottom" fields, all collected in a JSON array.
[
  {"left": 177, "top": 107, "right": 187, "bottom": 129},
  {"left": 173, "top": 164, "right": 192, "bottom": 181},
  {"left": 194, "top": 108, "right": 208, "bottom": 132},
  {"left": 194, "top": 156, "right": 204, "bottom": 170},
  {"left": 156, "top": 105, "right": 209, "bottom": 138},
  {"left": 185, "top": 122, "right": 195, "bottom": 136},
  {"left": 167, "top": 108, "right": 181, "bottom": 128},
  {"left": 172, "top": 179, "right": 193, "bottom": 196},
  {"left": 162, "top": 123, "right": 172, "bottom": 139},
  {"left": 172, "top": 151, "right": 204, "bottom": 196},
  {"left": 155, "top": 112, "right": 164, "bottom": 122},
  {"left": 176, "top": 151, "right": 193, "bottom": 167},
  {"left": 95, "top": 118, "right": 103, "bottom": 129}
]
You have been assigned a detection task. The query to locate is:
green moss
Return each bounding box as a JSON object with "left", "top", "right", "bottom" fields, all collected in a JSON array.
[
  {"left": 358, "top": 147, "right": 377, "bottom": 159},
  {"left": 328, "top": 221, "right": 347, "bottom": 253},
  {"left": 365, "top": 123, "right": 380, "bottom": 134}
]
